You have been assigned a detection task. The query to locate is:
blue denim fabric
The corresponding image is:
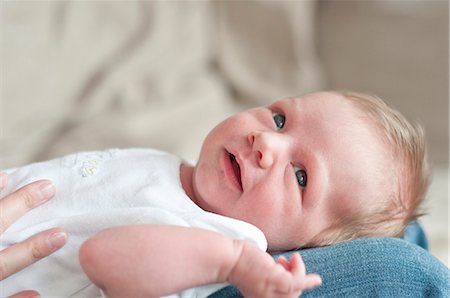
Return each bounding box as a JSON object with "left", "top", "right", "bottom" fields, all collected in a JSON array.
[
  {"left": 403, "top": 220, "right": 429, "bottom": 250},
  {"left": 210, "top": 224, "right": 450, "bottom": 297}
]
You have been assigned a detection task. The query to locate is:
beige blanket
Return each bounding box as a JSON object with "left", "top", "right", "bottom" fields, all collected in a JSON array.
[{"left": 2, "top": 1, "right": 323, "bottom": 167}]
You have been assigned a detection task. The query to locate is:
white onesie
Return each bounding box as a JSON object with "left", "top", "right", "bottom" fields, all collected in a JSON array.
[{"left": 1, "top": 148, "right": 267, "bottom": 297}]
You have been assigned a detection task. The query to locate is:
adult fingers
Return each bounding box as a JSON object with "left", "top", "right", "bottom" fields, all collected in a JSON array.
[
  {"left": 0, "top": 172, "right": 7, "bottom": 191},
  {"left": 0, "top": 177, "right": 56, "bottom": 234},
  {"left": 0, "top": 227, "right": 67, "bottom": 281},
  {"left": 8, "top": 290, "right": 39, "bottom": 298}
]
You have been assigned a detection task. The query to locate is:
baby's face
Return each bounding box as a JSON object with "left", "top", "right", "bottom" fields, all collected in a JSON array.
[{"left": 192, "top": 92, "right": 391, "bottom": 250}]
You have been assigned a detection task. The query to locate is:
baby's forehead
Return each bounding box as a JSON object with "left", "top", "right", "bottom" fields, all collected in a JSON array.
[
  {"left": 285, "top": 91, "right": 345, "bottom": 101},
  {"left": 270, "top": 93, "right": 389, "bottom": 152},
  {"left": 272, "top": 92, "right": 352, "bottom": 109},
  {"left": 271, "top": 93, "right": 368, "bottom": 126}
]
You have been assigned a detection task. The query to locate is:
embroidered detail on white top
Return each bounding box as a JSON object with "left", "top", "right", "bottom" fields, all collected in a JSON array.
[{"left": 80, "top": 159, "right": 101, "bottom": 177}]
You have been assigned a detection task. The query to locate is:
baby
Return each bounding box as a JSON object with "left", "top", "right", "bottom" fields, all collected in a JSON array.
[{"left": 0, "top": 91, "right": 429, "bottom": 297}]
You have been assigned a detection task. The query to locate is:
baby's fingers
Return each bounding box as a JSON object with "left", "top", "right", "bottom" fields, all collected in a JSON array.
[
  {"left": 290, "top": 253, "right": 322, "bottom": 291},
  {"left": 270, "top": 263, "right": 294, "bottom": 292},
  {"left": 276, "top": 255, "right": 290, "bottom": 270},
  {"left": 289, "top": 252, "right": 306, "bottom": 275},
  {"left": 302, "top": 273, "right": 322, "bottom": 290}
]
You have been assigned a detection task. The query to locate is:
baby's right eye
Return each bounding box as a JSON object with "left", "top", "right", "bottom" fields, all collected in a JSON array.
[{"left": 273, "top": 113, "right": 285, "bottom": 130}]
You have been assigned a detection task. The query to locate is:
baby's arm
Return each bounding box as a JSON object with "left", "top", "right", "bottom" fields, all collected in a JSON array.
[
  {"left": 80, "top": 224, "right": 241, "bottom": 297},
  {"left": 79, "top": 225, "right": 321, "bottom": 297}
]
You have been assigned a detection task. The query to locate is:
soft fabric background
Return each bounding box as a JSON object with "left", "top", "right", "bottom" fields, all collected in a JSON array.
[{"left": 1, "top": 1, "right": 448, "bottom": 266}]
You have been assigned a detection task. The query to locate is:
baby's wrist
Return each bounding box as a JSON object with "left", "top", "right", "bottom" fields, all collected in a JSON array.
[{"left": 225, "top": 239, "right": 247, "bottom": 285}]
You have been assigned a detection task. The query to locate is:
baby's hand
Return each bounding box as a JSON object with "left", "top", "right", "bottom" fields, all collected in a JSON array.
[
  {"left": 228, "top": 241, "right": 322, "bottom": 298},
  {"left": 273, "top": 253, "right": 322, "bottom": 297}
]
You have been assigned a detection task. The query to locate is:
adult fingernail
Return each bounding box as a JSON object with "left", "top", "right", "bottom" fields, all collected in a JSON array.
[
  {"left": 21, "top": 291, "right": 40, "bottom": 298},
  {"left": 28, "top": 292, "right": 41, "bottom": 298},
  {"left": 48, "top": 231, "right": 67, "bottom": 251},
  {"left": 39, "top": 181, "right": 56, "bottom": 203},
  {"left": 0, "top": 172, "right": 6, "bottom": 188}
]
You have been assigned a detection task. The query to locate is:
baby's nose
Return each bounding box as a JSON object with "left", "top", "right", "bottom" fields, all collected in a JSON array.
[{"left": 248, "top": 131, "right": 279, "bottom": 169}]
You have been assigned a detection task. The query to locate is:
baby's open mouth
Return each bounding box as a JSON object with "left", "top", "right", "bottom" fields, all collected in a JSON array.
[{"left": 229, "top": 153, "right": 243, "bottom": 190}]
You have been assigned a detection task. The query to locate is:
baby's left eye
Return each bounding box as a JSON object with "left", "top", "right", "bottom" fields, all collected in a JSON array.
[
  {"left": 294, "top": 166, "right": 307, "bottom": 188},
  {"left": 273, "top": 113, "right": 285, "bottom": 130}
]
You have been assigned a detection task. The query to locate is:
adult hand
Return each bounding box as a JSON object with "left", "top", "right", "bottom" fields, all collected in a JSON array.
[{"left": 0, "top": 172, "right": 67, "bottom": 298}]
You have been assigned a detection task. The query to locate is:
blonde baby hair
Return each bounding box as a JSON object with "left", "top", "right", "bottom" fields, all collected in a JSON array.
[{"left": 308, "top": 91, "right": 430, "bottom": 247}]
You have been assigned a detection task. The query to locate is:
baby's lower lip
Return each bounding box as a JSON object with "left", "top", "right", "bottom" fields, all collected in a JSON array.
[{"left": 223, "top": 150, "right": 243, "bottom": 192}]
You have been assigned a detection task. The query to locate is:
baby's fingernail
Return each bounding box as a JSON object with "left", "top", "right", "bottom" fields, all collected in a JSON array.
[
  {"left": 48, "top": 231, "right": 67, "bottom": 250},
  {"left": 38, "top": 181, "right": 56, "bottom": 203}
]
